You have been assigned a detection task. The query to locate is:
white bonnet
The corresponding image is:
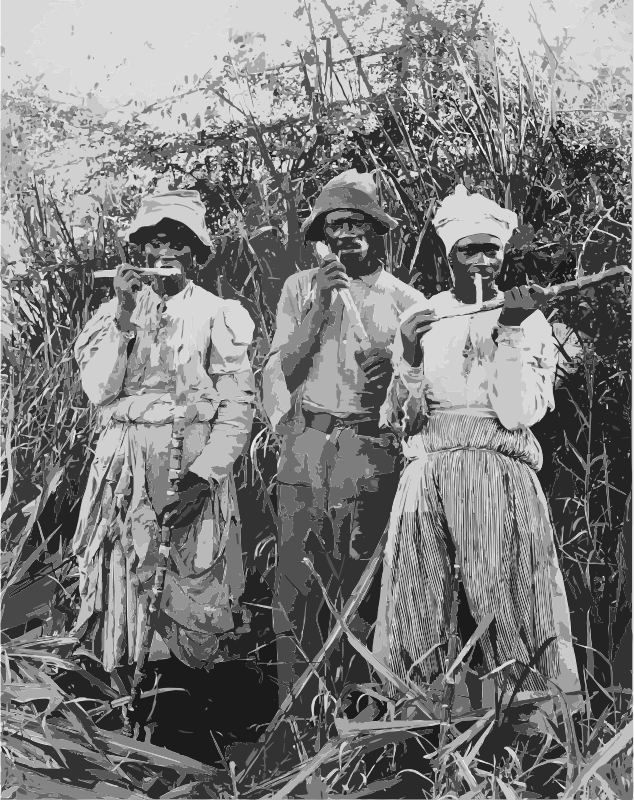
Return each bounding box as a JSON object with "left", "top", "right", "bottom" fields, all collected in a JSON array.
[{"left": 432, "top": 185, "right": 518, "bottom": 256}]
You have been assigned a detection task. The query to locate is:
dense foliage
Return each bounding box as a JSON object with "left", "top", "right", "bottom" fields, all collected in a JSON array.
[{"left": 1, "top": 2, "right": 631, "bottom": 797}]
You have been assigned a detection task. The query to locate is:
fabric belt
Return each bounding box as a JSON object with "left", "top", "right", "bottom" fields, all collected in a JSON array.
[{"left": 303, "top": 409, "right": 383, "bottom": 438}]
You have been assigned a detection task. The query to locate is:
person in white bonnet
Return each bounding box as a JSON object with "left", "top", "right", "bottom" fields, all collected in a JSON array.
[
  {"left": 72, "top": 190, "right": 255, "bottom": 687},
  {"left": 374, "top": 184, "right": 580, "bottom": 710}
]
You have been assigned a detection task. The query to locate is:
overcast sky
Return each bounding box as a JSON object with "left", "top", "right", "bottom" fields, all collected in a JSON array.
[{"left": 3, "top": 0, "right": 631, "bottom": 106}]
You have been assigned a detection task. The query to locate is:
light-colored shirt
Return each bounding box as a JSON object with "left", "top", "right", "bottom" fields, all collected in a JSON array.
[
  {"left": 263, "top": 266, "right": 426, "bottom": 429},
  {"left": 74, "top": 280, "right": 255, "bottom": 484},
  {"left": 381, "top": 290, "right": 557, "bottom": 448}
]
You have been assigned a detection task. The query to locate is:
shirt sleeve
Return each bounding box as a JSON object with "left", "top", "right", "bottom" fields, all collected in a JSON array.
[
  {"left": 378, "top": 300, "right": 432, "bottom": 437},
  {"left": 379, "top": 361, "right": 430, "bottom": 437},
  {"left": 207, "top": 301, "right": 255, "bottom": 375},
  {"left": 489, "top": 311, "right": 557, "bottom": 430},
  {"left": 74, "top": 299, "right": 130, "bottom": 406},
  {"left": 188, "top": 301, "right": 256, "bottom": 484},
  {"left": 262, "top": 276, "right": 304, "bottom": 430}
]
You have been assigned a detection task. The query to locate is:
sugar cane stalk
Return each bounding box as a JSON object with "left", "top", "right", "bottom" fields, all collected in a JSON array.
[
  {"left": 93, "top": 267, "right": 181, "bottom": 278},
  {"left": 405, "top": 264, "right": 630, "bottom": 326},
  {"left": 238, "top": 523, "right": 389, "bottom": 784},
  {"left": 314, "top": 241, "right": 372, "bottom": 350},
  {"left": 435, "top": 564, "right": 462, "bottom": 791},
  {"left": 122, "top": 405, "right": 187, "bottom": 738}
]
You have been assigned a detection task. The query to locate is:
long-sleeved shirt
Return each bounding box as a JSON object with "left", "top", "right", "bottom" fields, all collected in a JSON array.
[
  {"left": 263, "top": 266, "right": 426, "bottom": 430},
  {"left": 381, "top": 290, "right": 557, "bottom": 441},
  {"left": 75, "top": 280, "right": 255, "bottom": 484}
]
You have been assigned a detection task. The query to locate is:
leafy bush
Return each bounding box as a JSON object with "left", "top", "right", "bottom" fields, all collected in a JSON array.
[{"left": 2, "top": 2, "right": 631, "bottom": 797}]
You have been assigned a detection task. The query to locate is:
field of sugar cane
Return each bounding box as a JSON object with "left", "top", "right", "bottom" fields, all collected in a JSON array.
[{"left": 1, "top": 2, "right": 632, "bottom": 797}]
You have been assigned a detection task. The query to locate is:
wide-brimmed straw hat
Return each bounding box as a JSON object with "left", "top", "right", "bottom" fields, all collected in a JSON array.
[
  {"left": 301, "top": 169, "right": 399, "bottom": 241},
  {"left": 121, "top": 190, "right": 213, "bottom": 249}
]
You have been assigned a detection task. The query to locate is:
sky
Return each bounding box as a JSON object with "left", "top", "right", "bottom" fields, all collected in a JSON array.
[{"left": 2, "top": 0, "right": 631, "bottom": 108}]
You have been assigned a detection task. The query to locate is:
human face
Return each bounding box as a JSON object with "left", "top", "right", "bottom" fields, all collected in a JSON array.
[
  {"left": 323, "top": 210, "right": 376, "bottom": 269},
  {"left": 143, "top": 221, "right": 195, "bottom": 273},
  {"left": 450, "top": 233, "right": 504, "bottom": 302}
]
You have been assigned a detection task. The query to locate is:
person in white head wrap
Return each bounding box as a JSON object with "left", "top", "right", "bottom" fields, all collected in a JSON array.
[
  {"left": 72, "top": 190, "right": 256, "bottom": 689},
  {"left": 433, "top": 183, "right": 519, "bottom": 259},
  {"left": 373, "top": 185, "right": 580, "bottom": 712}
]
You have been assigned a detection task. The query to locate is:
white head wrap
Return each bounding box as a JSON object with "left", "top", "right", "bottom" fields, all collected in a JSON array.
[{"left": 432, "top": 185, "right": 518, "bottom": 256}]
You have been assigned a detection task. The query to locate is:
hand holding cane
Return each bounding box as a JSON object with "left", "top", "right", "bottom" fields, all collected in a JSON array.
[
  {"left": 96, "top": 266, "right": 181, "bottom": 278},
  {"left": 314, "top": 241, "right": 372, "bottom": 352},
  {"left": 123, "top": 405, "right": 187, "bottom": 737},
  {"left": 418, "top": 265, "right": 629, "bottom": 325},
  {"left": 399, "top": 265, "right": 629, "bottom": 371}
]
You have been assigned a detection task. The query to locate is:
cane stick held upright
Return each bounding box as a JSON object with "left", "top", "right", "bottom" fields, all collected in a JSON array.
[
  {"left": 314, "top": 241, "right": 372, "bottom": 352},
  {"left": 123, "top": 404, "right": 187, "bottom": 737}
]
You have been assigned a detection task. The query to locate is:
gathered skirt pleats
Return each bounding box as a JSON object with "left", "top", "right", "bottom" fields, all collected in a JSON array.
[{"left": 374, "top": 413, "right": 580, "bottom": 700}]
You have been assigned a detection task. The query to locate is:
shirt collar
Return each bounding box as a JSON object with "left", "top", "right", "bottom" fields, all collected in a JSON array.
[
  {"left": 146, "top": 278, "right": 194, "bottom": 306},
  {"left": 350, "top": 264, "right": 384, "bottom": 288}
]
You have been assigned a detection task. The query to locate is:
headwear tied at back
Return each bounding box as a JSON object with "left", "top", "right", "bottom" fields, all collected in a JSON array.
[
  {"left": 121, "top": 189, "right": 213, "bottom": 251},
  {"left": 301, "top": 169, "right": 399, "bottom": 241},
  {"left": 432, "top": 184, "right": 518, "bottom": 256}
]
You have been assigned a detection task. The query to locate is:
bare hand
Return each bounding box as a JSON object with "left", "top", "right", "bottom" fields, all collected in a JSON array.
[
  {"left": 160, "top": 471, "right": 213, "bottom": 530},
  {"left": 314, "top": 255, "right": 350, "bottom": 311},
  {"left": 498, "top": 284, "right": 547, "bottom": 327},
  {"left": 356, "top": 347, "right": 394, "bottom": 395},
  {"left": 114, "top": 264, "right": 142, "bottom": 316},
  {"left": 400, "top": 308, "right": 437, "bottom": 367}
]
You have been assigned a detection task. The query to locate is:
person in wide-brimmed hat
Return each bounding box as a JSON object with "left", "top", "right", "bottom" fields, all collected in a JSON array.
[
  {"left": 72, "top": 190, "right": 255, "bottom": 697},
  {"left": 122, "top": 189, "right": 213, "bottom": 261},
  {"left": 262, "top": 169, "right": 426, "bottom": 712},
  {"left": 300, "top": 169, "right": 398, "bottom": 241},
  {"left": 374, "top": 185, "right": 580, "bottom": 715}
]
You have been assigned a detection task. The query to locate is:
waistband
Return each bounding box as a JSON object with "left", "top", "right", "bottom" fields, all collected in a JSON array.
[
  {"left": 106, "top": 392, "right": 218, "bottom": 425},
  {"left": 302, "top": 409, "right": 384, "bottom": 438},
  {"left": 418, "top": 413, "right": 542, "bottom": 471}
]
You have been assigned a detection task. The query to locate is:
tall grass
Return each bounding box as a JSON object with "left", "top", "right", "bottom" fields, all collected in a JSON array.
[{"left": 2, "top": 5, "right": 631, "bottom": 797}]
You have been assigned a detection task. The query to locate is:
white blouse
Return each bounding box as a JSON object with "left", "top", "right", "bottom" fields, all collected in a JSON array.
[
  {"left": 381, "top": 290, "right": 557, "bottom": 442},
  {"left": 74, "top": 281, "right": 255, "bottom": 484}
]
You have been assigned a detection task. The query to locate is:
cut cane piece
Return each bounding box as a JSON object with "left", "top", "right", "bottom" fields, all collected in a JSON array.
[
  {"left": 159, "top": 544, "right": 171, "bottom": 558},
  {"left": 399, "top": 265, "right": 630, "bottom": 327},
  {"left": 314, "top": 241, "right": 372, "bottom": 349},
  {"left": 474, "top": 273, "right": 483, "bottom": 307},
  {"left": 93, "top": 266, "right": 182, "bottom": 278}
]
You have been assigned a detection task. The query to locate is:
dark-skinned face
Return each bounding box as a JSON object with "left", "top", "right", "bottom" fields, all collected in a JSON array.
[
  {"left": 143, "top": 220, "right": 195, "bottom": 271},
  {"left": 450, "top": 233, "right": 505, "bottom": 302},
  {"left": 141, "top": 219, "right": 196, "bottom": 296},
  {"left": 323, "top": 210, "right": 383, "bottom": 276}
]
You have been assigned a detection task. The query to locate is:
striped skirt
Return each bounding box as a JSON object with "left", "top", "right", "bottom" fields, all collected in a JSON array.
[{"left": 373, "top": 413, "right": 580, "bottom": 699}]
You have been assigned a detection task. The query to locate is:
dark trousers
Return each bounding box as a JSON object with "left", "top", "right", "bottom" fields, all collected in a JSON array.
[{"left": 273, "top": 424, "right": 401, "bottom": 707}]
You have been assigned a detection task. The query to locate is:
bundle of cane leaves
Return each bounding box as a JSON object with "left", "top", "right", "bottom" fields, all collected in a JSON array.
[{"left": 0, "top": 633, "right": 237, "bottom": 798}]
